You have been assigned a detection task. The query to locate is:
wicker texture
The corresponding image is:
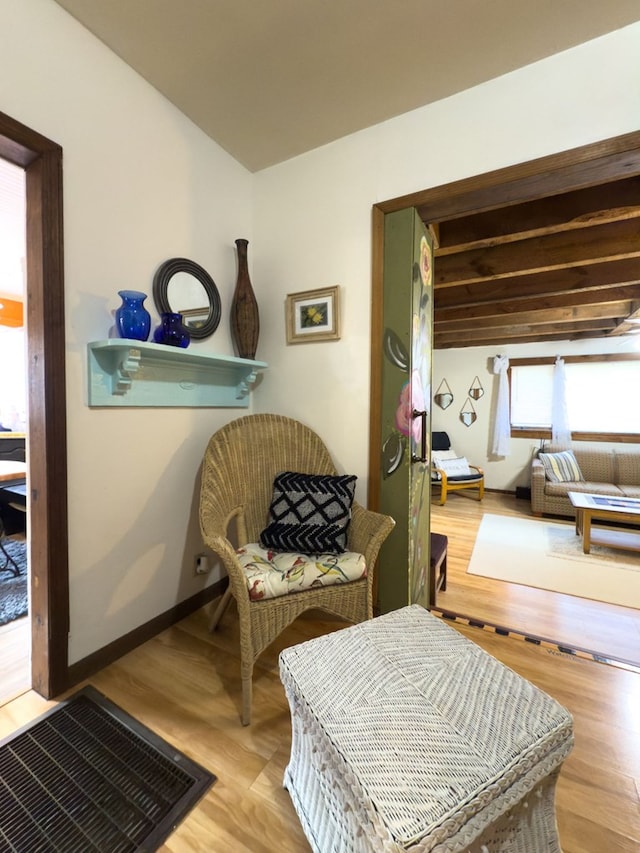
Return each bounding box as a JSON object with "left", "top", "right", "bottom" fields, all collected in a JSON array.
[
  {"left": 279, "top": 606, "right": 573, "bottom": 853},
  {"left": 531, "top": 443, "right": 640, "bottom": 516},
  {"left": 199, "top": 413, "right": 395, "bottom": 725}
]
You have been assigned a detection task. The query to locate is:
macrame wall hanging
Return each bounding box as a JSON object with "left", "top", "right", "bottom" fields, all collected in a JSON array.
[
  {"left": 468, "top": 376, "right": 484, "bottom": 399},
  {"left": 459, "top": 397, "right": 477, "bottom": 427},
  {"left": 434, "top": 378, "right": 453, "bottom": 410}
]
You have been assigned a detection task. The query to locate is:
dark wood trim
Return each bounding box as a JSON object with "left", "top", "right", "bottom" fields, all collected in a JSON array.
[
  {"left": 512, "top": 429, "right": 640, "bottom": 444},
  {"left": 376, "top": 131, "right": 640, "bottom": 220},
  {"left": 367, "top": 206, "right": 385, "bottom": 512},
  {"left": 67, "top": 580, "right": 226, "bottom": 687},
  {"left": 0, "top": 110, "right": 69, "bottom": 697}
]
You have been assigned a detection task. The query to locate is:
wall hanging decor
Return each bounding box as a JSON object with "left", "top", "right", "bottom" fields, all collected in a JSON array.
[
  {"left": 434, "top": 378, "right": 453, "bottom": 410},
  {"left": 152, "top": 257, "right": 220, "bottom": 341},
  {"left": 230, "top": 238, "right": 260, "bottom": 359},
  {"left": 115, "top": 290, "right": 151, "bottom": 342},
  {"left": 459, "top": 397, "right": 477, "bottom": 427},
  {"left": 286, "top": 286, "right": 340, "bottom": 344},
  {"left": 469, "top": 375, "right": 484, "bottom": 399}
]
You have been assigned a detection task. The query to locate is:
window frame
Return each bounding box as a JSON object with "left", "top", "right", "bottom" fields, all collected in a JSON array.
[{"left": 508, "top": 353, "right": 640, "bottom": 444}]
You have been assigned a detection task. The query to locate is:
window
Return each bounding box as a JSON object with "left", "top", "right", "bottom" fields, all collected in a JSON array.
[{"left": 509, "top": 355, "right": 640, "bottom": 442}]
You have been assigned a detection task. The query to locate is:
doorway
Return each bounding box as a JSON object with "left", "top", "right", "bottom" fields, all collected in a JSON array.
[
  {"left": 369, "top": 130, "right": 640, "bottom": 651},
  {"left": 0, "top": 156, "right": 28, "bottom": 703},
  {"left": 0, "top": 110, "right": 69, "bottom": 699}
]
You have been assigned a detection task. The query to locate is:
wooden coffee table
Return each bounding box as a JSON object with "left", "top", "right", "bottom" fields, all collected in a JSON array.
[{"left": 568, "top": 491, "right": 640, "bottom": 554}]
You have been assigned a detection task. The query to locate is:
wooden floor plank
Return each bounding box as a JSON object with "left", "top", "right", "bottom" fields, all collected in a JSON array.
[{"left": 0, "top": 492, "right": 638, "bottom": 850}]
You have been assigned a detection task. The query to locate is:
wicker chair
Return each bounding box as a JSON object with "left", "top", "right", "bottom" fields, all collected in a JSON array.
[{"left": 199, "top": 413, "right": 395, "bottom": 725}]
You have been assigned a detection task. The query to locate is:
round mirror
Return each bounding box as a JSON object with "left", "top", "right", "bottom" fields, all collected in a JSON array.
[{"left": 152, "top": 258, "right": 221, "bottom": 340}]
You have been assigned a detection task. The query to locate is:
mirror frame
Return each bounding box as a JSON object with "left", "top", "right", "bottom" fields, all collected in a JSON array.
[{"left": 152, "top": 257, "right": 221, "bottom": 340}]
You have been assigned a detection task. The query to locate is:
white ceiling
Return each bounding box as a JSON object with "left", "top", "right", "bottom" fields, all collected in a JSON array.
[{"left": 53, "top": 0, "right": 640, "bottom": 172}]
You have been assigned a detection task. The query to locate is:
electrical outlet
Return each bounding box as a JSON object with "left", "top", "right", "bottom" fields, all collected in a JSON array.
[{"left": 194, "top": 554, "right": 210, "bottom": 575}]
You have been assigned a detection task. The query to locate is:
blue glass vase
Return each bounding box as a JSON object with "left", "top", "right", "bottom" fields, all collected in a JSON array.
[
  {"left": 153, "top": 312, "right": 190, "bottom": 348},
  {"left": 115, "top": 290, "right": 151, "bottom": 341}
]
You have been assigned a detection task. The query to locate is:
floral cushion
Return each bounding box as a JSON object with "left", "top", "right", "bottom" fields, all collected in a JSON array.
[{"left": 236, "top": 543, "right": 367, "bottom": 601}]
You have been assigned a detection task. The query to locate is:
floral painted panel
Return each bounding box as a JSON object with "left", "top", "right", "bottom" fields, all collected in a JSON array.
[{"left": 377, "top": 208, "right": 433, "bottom": 614}]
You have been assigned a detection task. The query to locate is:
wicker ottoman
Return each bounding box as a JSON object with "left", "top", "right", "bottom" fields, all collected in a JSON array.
[{"left": 279, "top": 605, "right": 573, "bottom": 853}]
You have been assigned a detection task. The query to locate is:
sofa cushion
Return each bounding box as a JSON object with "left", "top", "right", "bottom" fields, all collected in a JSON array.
[
  {"left": 539, "top": 450, "right": 584, "bottom": 483},
  {"left": 618, "top": 485, "right": 640, "bottom": 499},
  {"left": 544, "top": 480, "right": 623, "bottom": 498},
  {"left": 614, "top": 451, "right": 640, "bottom": 487},
  {"left": 572, "top": 448, "right": 615, "bottom": 483}
]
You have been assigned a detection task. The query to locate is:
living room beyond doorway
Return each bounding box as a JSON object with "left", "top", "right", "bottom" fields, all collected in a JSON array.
[{"left": 430, "top": 490, "right": 640, "bottom": 668}]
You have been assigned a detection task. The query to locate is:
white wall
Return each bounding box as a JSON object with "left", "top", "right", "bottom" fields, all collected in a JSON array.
[
  {"left": 0, "top": 0, "right": 254, "bottom": 663},
  {"left": 432, "top": 338, "right": 640, "bottom": 492},
  {"left": 252, "top": 22, "right": 640, "bottom": 504},
  {"left": 2, "top": 1, "right": 639, "bottom": 665}
]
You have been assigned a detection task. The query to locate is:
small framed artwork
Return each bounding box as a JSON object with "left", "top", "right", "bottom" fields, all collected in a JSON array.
[{"left": 285, "top": 286, "right": 340, "bottom": 344}]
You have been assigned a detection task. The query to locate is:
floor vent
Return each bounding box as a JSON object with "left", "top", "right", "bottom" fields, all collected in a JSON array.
[{"left": 0, "top": 685, "right": 215, "bottom": 851}]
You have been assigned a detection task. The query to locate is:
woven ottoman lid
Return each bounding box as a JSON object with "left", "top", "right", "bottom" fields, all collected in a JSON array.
[{"left": 279, "top": 605, "right": 573, "bottom": 848}]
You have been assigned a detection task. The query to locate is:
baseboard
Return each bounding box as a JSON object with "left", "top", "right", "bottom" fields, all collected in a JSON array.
[{"left": 65, "top": 578, "right": 228, "bottom": 692}]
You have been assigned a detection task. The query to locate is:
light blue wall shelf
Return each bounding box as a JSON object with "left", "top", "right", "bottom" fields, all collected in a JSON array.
[{"left": 88, "top": 340, "right": 267, "bottom": 407}]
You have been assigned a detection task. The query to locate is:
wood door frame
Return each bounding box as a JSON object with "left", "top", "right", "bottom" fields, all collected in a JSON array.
[
  {"left": 0, "top": 110, "right": 69, "bottom": 697},
  {"left": 369, "top": 130, "right": 640, "bottom": 509}
]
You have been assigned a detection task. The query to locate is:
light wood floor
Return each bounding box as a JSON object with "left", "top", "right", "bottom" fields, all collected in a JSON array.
[
  {"left": 0, "top": 493, "right": 639, "bottom": 851},
  {"left": 431, "top": 491, "right": 640, "bottom": 665}
]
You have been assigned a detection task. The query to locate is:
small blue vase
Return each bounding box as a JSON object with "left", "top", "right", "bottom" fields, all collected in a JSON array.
[
  {"left": 115, "top": 290, "right": 151, "bottom": 341},
  {"left": 153, "top": 312, "right": 190, "bottom": 348}
]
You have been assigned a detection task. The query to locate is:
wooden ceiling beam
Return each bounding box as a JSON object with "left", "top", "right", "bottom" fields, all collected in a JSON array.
[
  {"left": 434, "top": 318, "right": 617, "bottom": 345},
  {"left": 435, "top": 218, "right": 640, "bottom": 285},
  {"left": 434, "top": 259, "right": 640, "bottom": 307},
  {"left": 435, "top": 288, "right": 640, "bottom": 321},
  {"left": 434, "top": 330, "right": 611, "bottom": 349},
  {"left": 436, "top": 178, "right": 640, "bottom": 250},
  {"left": 435, "top": 302, "right": 632, "bottom": 331},
  {"left": 379, "top": 132, "right": 640, "bottom": 222}
]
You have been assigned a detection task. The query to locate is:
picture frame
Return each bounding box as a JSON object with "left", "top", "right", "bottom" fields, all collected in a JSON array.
[{"left": 285, "top": 286, "right": 341, "bottom": 344}]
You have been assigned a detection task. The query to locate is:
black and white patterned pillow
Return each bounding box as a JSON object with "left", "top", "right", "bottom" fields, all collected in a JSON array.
[{"left": 260, "top": 471, "right": 357, "bottom": 555}]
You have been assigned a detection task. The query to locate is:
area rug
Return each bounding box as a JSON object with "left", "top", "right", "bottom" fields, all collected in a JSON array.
[
  {"left": 467, "top": 513, "right": 640, "bottom": 608},
  {"left": 0, "top": 684, "right": 216, "bottom": 852},
  {"left": 0, "top": 539, "right": 28, "bottom": 627}
]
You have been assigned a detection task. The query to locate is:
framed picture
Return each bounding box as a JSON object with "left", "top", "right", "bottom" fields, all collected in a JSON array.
[{"left": 285, "top": 286, "right": 340, "bottom": 344}]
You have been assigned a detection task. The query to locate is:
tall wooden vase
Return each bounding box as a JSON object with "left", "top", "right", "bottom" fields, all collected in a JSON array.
[{"left": 230, "top": 238, "right": 260, "bottom": 360}]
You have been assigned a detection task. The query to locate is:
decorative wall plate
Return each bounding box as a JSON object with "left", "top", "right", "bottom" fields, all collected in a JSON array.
[
  {"left": 460, "top": 397, "right": 477, "bottom": 426},
  {"left": 434, "top": 378, "right": 453, "bottom": 410},
  {"left": 469, "top": 376, "right": 484, "bottom": 400}
]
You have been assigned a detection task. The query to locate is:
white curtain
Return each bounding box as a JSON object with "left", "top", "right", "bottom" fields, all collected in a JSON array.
[
  {"left": 491, "top": 355, "right": 510, "bottom": 456},
  {"left": 551, "top": 356, "right": 572, "bottom": 448}
]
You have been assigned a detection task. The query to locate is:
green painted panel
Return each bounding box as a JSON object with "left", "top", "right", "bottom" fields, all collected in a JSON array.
[{"left": 376, "top": 209, "right": 433, "bottom": 613}]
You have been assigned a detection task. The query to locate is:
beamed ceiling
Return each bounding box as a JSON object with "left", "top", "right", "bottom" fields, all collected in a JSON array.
[{"left": 424, "top": 171, "right": 640, "bottom": 350}]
